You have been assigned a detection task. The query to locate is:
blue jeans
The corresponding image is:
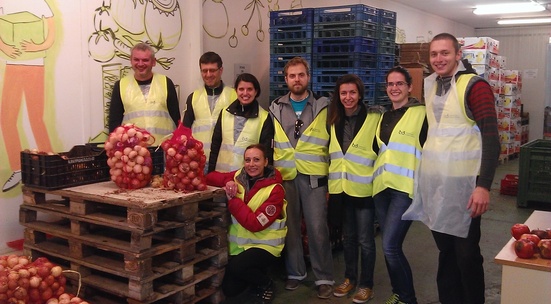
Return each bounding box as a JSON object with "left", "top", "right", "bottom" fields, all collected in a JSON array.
[
  {"left": 341, "top": 194, "right": 376, "bottom": 288},
  {"left": 374, "top": 188, "right": 417, "bottom": 304}
]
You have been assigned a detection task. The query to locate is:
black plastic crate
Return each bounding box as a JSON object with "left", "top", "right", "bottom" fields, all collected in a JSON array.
[
  {"left": 148, "top": 146, "right": 165, "bottom": 175},
  {"left": 21, "top": 145, "right": 109, "bottom": 190}
]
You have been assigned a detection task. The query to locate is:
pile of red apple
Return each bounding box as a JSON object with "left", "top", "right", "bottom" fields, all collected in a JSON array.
[
  {"left": 0, "top": 255, "right": 89, "bottom": 304},
  {"left": 105, "top": 124, "right": 154, "bottom": 189},
  {"left": 160, "top": 132, "right": 207, "bottom": 192},
  {"left": 511, "top": 223, "right": 551, "bottom": 259}
]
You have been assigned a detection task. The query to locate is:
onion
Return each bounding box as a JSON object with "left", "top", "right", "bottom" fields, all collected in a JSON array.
[
  {"left": 50, "top": 266, "right": 62, "bottom": 278},
  {"left": 29, "top": 276, "right": 41, "bottom": 288}
]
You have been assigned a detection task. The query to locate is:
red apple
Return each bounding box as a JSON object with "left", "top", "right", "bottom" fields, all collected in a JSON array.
[
  {"left": 520, "top": 234, "right": 541, "bottom": 253},
  {"left": 530, "top": 229, "right": 549, "bottom": 240},
  {"left": 514, "top": 239, "right": 535, "bottom": 258},
  {"left": 538, "top": 239, "right": 551, "bottom": 259},
  {"left": 511, "top": 223, "right": 530, "bottom": 240}
]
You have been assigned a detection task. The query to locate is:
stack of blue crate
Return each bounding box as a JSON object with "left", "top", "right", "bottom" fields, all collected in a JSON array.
[
  {"left": 269, "top": 8, "right": 314, "bottom": 101},
  {"left": 312, "top": 5, "right": 379, "bottom": 103},
  {"left": 269, "top": 5, "right": 396, "bottom": 105}
]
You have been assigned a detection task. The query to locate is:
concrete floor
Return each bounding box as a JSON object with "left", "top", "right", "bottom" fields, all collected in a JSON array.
[{"left": 227, "top": 157, "right": 551, "bottom": 304}]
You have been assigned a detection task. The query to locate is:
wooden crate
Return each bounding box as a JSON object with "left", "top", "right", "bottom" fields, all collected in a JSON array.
[{"left": 20, "top": 182, "right": 228, "bottom": 303}]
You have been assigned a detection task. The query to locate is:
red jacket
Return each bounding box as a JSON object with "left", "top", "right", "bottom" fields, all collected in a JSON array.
[{"left": 206, "top": 166, "right": 285, "bottom": 232}]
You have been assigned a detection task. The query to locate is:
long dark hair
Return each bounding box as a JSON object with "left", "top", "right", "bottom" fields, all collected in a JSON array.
[{"left": 328, "top": 74, "right": 365, "bottom": 125}]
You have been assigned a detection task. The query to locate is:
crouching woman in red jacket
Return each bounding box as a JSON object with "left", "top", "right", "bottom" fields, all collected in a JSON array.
[{"left": 206, "top": 143, "right": 287, "bottom": 303}]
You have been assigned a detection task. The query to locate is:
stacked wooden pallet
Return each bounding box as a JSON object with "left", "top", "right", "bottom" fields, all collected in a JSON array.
[{"left": 19, "top": 182, "right": 228, "bottom": 304}]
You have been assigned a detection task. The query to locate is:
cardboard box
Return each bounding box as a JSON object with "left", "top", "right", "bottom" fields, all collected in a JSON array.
[
  {"left": 503, "top": 83, "right": 520, "bottom": 95},
  {"left": 458, "top": 36, "right": 499, "bottom": 55},
  {"left": 462, "top": 50, "right": 499, "bottom": 68},
  {"left": 0, "top": 12, "right": 46, "bottom": 61},
  {"left": 471, "top": 64, "right": 490, "bottom": 79},
  {"left": 488, "top": 79, "right": 503, "bottom": 95},
  {"left": 502, "top": 69, "right": 522, "bottom": 84},
  {"left": 487, "top": 67, "right": 502, "bottom": 81},
  {"left": 496, "top": 56, "right": 507, "bottom": 69}
]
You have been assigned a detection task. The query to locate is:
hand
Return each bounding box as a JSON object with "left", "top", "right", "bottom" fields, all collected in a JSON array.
[
  {"left": 0, "top": 43, "right": 21, "bottom": 59},
  {"left": 467, "top": 186, "right": 490, "bottom": 218},
  {"left": 224, "top": 181, "right": 238, "bottom": 200}
]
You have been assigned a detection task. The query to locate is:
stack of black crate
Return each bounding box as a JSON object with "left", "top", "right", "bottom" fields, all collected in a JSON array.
[{"left": 269, "top": 5, "right": 396, "bottom": 106}]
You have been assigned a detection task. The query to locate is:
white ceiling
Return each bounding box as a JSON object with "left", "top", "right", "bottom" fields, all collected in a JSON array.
[{"left": 391, "top": 0, "right": 551, "bottom": 29}]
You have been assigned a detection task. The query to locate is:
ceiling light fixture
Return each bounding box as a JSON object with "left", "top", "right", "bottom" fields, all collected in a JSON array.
[
  {"left": 473, "top": 2, "right": 545, "bottom": 15},
  {"left": 498, "top": 17, "right": 551, "bottom": 25}
]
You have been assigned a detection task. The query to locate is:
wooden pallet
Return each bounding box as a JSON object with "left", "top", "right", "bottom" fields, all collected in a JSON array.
[{"left": 20, "top": 183, "right": 229, "bottom": 303}]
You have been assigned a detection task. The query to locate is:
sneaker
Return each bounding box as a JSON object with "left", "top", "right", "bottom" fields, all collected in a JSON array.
[
  {"left": 317, "top": 284, "right": 332, "bottom": 299},
  {"left": 255, "top": 280, "right": 274, "bottom": 303},
  {"left": 333, "top": 278, "right": 355, "bottom": 297},
  {"left": 285, "top": 279, "right": 300, "bottom": 291},
  {"left": 384, "top": 293, "right": 406, "bottom": 304},
  {"left": 353, "top": 287, "right": 374, "bottom": 303},
  {"left": 2, "top": 170, "right": 21, "bottom": 192}
]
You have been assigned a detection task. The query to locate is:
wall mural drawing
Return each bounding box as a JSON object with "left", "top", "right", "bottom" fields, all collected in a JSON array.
[
  {"left": 88, "top": 0, "right": 183, "bottom": 143},
  {"left": 0, "top": 0, "right": 58, "bottom": 193},
  {"left": 203, "top": 0, "right": 303, "bottom": 48}
]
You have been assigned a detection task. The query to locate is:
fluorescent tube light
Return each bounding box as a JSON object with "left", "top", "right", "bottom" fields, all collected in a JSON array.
[
  {"left": 473, "top": 2, "right": 545, "bottom": 15},
  {"left": 498, "top": 17, "right": 551, "bottom": 25}
]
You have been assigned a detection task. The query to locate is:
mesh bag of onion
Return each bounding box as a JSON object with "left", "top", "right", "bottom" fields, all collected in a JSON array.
[
  {"left": 104, "top": 124, "right": 155, "bottom": 189},
  {"left": 161, "top": 122, "right": 208, "bottom": 192},
  {"left": 0, "top": 255, "right": 69, "bottom": 304}
]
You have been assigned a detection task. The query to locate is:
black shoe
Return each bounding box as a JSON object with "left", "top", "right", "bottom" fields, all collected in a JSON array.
[{"left": 255, "top": 280, "right": 274, "bottom": 303}]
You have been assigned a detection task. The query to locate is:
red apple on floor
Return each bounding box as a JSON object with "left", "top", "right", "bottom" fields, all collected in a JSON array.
[
  {"left": 511, "top": 223, "right": 530, "bottom": 240},
  {"left": 514, "top": 239, "right": 535, "bottom": 258},
  {"left": 538, "top": 239, "right": 551, "bottom": 259}
]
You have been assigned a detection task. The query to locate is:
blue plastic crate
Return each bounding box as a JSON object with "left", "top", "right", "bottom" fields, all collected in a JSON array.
[
  {"left": 270, "top": 24, "right": 314, "bottom": 41},
  {"left": 314, "top": 5, "right": 378, "bottom": 24},
  {"left": 314, "top": 20, "right": 378, "bottom": 39},
  {"left": 313, "top": 53, "right": 378, "bottom": 70},
  {"left": 377, "top": 24, "right": 396, "bottom": 42},
  {"left": 377, "top": 54, "right": 395, "bottom": 70},
  {"left": 313, "top": 37, "right": 377, "bottom": 54},
  {"left": 378, "top": 9, "right": 397, "bottom": 26},
  {"left": 270, "top": 39, "right": 312, "bottom": 54},
  {"left": 270, "top": 54, "right": 312, "bottom": 74},
  {"left": 270, "top": 8, "right": 314, "bottom": 27},
  {"left": 378, "top": 40, "right": 396, "bottom": 55},
  {"left": 269, "top": 72, "right": 286, "bottom": 84},
  {"left": 312, "top": 68, "right": 378, "bottom": 85}
]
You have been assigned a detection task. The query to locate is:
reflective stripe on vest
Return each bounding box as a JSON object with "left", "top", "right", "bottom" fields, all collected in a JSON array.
[
  {"left": 228, "top": 171, "right": 288, "bottom": 257},
  {"left": 373, "top": 106, "right": 426, "bottom": 198},
  {"left": 215, "top": 108, "right": 269, "bottom": 172},
  {"left": 273, "top": 122, "right": 297, "bottom": 180},
  {"left": 328, "top": 112, "right": 380, "bottom": 197},
  {"left": 120, "top": 74, "right": 174, "bottom": 142},
  {"left": 295, "top": 108, "right": 330, "bottom": 175},
  {"left": 190, "top": 87, "right": 237, "bottom": 158}
]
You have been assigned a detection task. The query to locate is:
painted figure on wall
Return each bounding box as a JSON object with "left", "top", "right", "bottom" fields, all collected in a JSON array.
[{"left": 0, "top": 0, "right": 57, "bottom": 192}]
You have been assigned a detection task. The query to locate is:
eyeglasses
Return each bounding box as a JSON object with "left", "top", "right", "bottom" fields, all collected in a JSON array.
[
  {"left": 386, "top": 81, "right": 408, "bottom": 88},
  {"left": 294, "top": 119, "right": 304, "bottom": 139},
  {"left": 201, "top": 68, "right": 220, "bottom": 74}
]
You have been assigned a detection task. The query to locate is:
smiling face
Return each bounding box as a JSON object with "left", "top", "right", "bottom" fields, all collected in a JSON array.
[
  {"left": 244, "top": 147, "right": 268, "bottom": 178},
  {"left": 236, "top": 80, "right": 257, "bottom": 105},
  {"left": 200, "top": 62, "right": 223, "bottom": 88},
  {"left": 131, "top": 49, "right": 156, "bottom": 81},
  {"left": 386, "top": 72, "right": 412, "bottom": 109},
  {"left": 339, "top": 83, "right": 360, "bottom": 116},
  {"left": 430, "top": 38, "right": 461, "bottom": 77}
]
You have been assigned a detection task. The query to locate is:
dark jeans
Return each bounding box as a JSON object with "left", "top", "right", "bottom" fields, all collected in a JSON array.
[
  {"left": 222, "top": 248, "right": 277, "bottom": 297},
  {"left": 432, "top": 216, "right": 484, "bottom": 304},
  {"left": 341, "top": 195, "right": 376, "bottom": 288},
  {"left": 374, "top": 188, "right": 417, "bottom": 304}
]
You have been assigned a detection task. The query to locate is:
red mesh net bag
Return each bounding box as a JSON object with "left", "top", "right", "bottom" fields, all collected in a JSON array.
[
  {"left": 104, "top": 124, "right": 154, "bottom": 189},
  {"left": 160, "top": 122, "right": 207, "bottom": 192}
]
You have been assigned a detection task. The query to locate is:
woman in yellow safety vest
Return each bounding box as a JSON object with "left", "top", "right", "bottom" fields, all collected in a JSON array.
[
  {"left": 328, "top": 74, "right": 381, "bottom": 303},
  {"left": 206, "top": 144, "right": 286, "bottom": 303},
  {"left": 372, "top": 66, "right": 427, "bottom": 304},
  {"left": 208, "top": 73, "right": 274, "bottom": 173}
]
